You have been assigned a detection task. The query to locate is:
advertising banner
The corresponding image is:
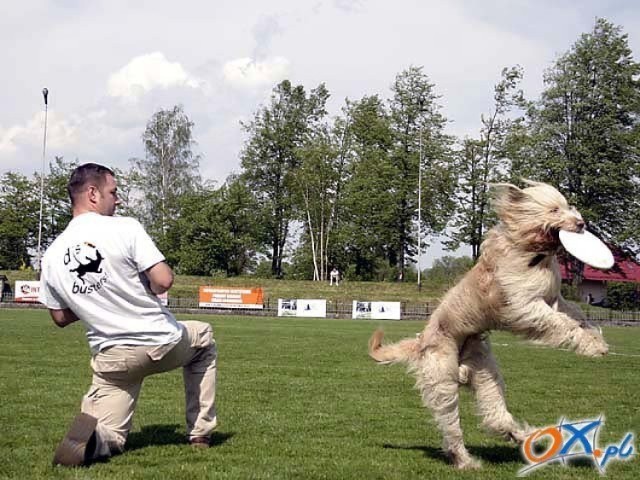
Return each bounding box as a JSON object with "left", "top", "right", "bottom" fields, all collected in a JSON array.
[
  {"left": 278, "top": 299, "right": 327, "bottom": 318},
  {"left": 352, "top": 301, "right": 401, "bottom": 320},
  {"left": 198, "top": 286, "right": 264, "bottom": 309},
  {"left": 157, "top": 291, "right": 168, "bottom": 306},
  {"left": 15, "top": 281, "right": 41, "bottom": 303}
]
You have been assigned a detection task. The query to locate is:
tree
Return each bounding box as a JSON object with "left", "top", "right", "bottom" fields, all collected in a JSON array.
[
  {"left": 293, "top": 121, "right": 347, "bottom": 281},
  {"left": 240, "top": 80, "right": 329, "bottom": 277},
  {"left": 388, "top": 66, "right": 455, "bottom": 277},
  {"left": 517, "top": 18, "right": 640, "bottom": 249},
  {"left": 335, "top": 95, "right": 396, "bottom": 280},
  {"left": 425, "top": 255, "right": 474, "bottom": 287},
  {"left": 217, "top": 176, "right": 263, "bottom": 275},
  {"left": 111, "top": 167, "right": 137, "bottom": 218},
  {"left": 446, "top": 66, "right": 526, "bottom": 259},
  {"left": 0, "top": 172, "right": 38, "bottom": 269},
  {"left": 41, "top": 157, "right": 77, "bottom": 247},
  {"left": 130, "top": 105, "right": 201, "bottom": 239},
  {"left": 164, "top": 177, "right": 261, "bottom": 276}
]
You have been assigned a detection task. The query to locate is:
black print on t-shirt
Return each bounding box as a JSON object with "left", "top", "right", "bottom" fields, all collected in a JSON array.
[{"left": 64, "top": 242, "right": 104, "bottom": 284}]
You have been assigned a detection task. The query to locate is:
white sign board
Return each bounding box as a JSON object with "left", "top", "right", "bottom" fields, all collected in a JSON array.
[
  {"left": 278, "top": 299, "right": 327, "bottom": 318},
  {"left": 15, "top": 281, "right": 41, "bottom": 303},
  {"left": 352, "top": 301, "right": 401, "bottom": 320},
  {"left": 157, "top": 291, "right": 168, "bottom": 306}
]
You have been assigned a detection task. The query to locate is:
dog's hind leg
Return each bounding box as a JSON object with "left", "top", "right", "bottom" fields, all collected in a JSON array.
[
  {"left": 416, "top": 341, "right": 481, "bottom": 469},
  {"left": 459, "top": 335, "right": 532, "bottom": 444}
]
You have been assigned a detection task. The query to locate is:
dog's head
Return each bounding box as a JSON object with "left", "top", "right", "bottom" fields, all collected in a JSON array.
[{"left": 491, "top": 180, "right": 585, "bottom": 252}]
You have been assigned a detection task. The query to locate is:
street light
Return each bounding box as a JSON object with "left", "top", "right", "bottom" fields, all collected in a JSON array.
[{"left": 36, "top": 88, "right": 49, "bottom": 274}]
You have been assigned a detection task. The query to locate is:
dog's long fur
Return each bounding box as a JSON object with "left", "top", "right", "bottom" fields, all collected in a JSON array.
[{"left": 369, "top": 181, "right": 608, "bottom": 469}]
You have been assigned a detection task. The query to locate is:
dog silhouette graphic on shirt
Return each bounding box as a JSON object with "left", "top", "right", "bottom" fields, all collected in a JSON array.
[{"left": 70, "top": 243, "right": 104, "bottom": 284}]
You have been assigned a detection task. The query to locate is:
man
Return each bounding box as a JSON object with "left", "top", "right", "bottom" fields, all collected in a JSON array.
[
  {"left": 329, "top": 268, "right": 339, "bottom": 286},
  {"left": 39, "top": 163, "right": 217, "bottom": 467}
]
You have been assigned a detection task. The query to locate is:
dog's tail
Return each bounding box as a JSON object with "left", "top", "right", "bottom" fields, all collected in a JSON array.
[{"left": 368, "top": 329, "right": 422, "bottom": 365}]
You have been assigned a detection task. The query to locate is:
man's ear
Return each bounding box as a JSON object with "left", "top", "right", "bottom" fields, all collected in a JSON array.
[{"left": 87, "top": 185, "right": 99, "bottom": 204}]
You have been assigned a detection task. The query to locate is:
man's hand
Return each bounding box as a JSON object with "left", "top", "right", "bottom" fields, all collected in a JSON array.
[
  {"left": 48, "top": 308, "right": 80, "bottom": 328},
  {"left": 144, "top": 262, "right": 174, "bottom": 295}
]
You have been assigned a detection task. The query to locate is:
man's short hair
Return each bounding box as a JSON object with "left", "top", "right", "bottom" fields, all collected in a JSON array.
[{"left": 67, "top": 163, "right": 115, "bottom": 205}]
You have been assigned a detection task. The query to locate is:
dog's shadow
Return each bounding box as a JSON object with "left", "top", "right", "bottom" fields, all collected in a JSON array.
[
  {"left": 127, "top": 424, "right": 234, "bottom": 451},
  {"left": 383, "top": 443, "right": 521, "bottom": 465}
]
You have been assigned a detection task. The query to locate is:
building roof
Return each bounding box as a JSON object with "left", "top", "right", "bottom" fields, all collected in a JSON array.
[{"left": 559, "top": 251, "right": 640, "bottom": 283}]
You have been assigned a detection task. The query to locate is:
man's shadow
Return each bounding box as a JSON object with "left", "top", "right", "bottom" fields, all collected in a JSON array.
[{"left": 127, "top": 424, "right": 234, "bottom": 451}]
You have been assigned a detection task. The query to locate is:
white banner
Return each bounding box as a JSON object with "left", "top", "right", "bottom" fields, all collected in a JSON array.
[
  {"left": 352, "top": 301, "right": 401, "bottom": 320},
  {"left": 278, "top": 299, "right": 327, "bottom": 318},
  {"left": 15, "top": 281, "right": 41, "bottom": 303},
  {"left": 157, "top": 291, "right": 168, "bottom": 306}
]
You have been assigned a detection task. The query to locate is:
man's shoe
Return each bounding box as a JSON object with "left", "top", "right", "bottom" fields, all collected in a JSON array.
[
  {"left": 52, "top": 413, "right": 98, "bottom": 466},
  {"left": 188, "top": 436, "right": 211, "bottom": 448}
]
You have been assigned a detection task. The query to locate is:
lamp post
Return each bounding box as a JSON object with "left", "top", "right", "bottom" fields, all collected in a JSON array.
[{"left": 36, "top": 88, "right": 49, "bottom": 274}]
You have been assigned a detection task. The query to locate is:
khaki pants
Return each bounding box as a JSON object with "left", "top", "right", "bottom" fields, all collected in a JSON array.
[{"left": 80, "top": 321, "right": 217, "bottom": 458}]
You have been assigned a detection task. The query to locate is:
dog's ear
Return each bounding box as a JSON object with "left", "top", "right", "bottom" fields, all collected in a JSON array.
[
  {"left": 521, "top": 178, "right": 544, "bottom": 188},
  {"left": 490, "top": 183, "right": 529, "bottom": 221},
  {"left": 490, "top": 183, "right": 527, "bottom": 205}
]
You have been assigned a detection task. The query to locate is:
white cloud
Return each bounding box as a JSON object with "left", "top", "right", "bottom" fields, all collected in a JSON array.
[
  {"left": 0, "top": 111, "right": 78, "bottom": 156},
  {"left": 222, "top": 57, "right": 290, "bottom": 89},
  {"left": 107, "top": 52, "right": 202, "bottom": 100},
  {"left": 0, "top": 125, "right": 23, "bottom": 154}
]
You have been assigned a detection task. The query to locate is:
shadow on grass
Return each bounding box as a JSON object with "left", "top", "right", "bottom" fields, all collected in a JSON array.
[
  {"left": 127, "top": 424, "right": 234, "bottom": 451},
  {"left": 383, "top": 443, "right": 522, "bottom": 465}
]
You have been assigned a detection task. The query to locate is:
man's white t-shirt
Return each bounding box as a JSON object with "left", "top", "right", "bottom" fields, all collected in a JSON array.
[{"left": 39, "top": 212, "right": 183, "bottom": 354}]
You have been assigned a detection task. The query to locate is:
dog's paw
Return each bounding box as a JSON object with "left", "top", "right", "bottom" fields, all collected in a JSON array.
[
  {"left": 575, "top": 330, "right": 609, "bottom": 357},
  {"left": 455, "top": 456, "right": 482, "bottom": 470},
  {"left": 507, "top": 426, "right": 537, "bottom": 445},
  {"left": 458, "top": 365, "right": 471, "bottom": 384},
  {"left": 448, "top": 450, "right": 482, "bottom": 470}
]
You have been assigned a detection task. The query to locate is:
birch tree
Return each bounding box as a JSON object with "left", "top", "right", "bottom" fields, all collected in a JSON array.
[
  {"left": 240, "top": 80, "right": 329, "bottom": 277},
  {"left": 130, "top": 105, "right": 201, "bottom": 239},
  {"left": 294, "top": 122, "right": 347, "bottom": 281}
]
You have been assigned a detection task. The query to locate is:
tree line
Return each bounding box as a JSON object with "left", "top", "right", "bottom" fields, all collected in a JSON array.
[{"left": 2, "top": 18, "right": 639, "bottom": 280}]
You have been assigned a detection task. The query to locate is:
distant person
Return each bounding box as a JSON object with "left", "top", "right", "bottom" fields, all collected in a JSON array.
[
  {"left": 39, "top": 163, "right": 218, "bottom": 467},
  {"left": 330, "top": 268, "right": 340, "bottom": 286},
  {"left": 586, "top": 293, "right": 594, "bottom": 305}
]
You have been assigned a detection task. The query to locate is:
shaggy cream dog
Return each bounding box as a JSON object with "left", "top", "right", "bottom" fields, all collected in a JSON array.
[{"left": 369, "top": 181, "right": 608, "bottom": 469}]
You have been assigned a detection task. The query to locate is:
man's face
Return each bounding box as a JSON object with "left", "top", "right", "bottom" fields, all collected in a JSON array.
[{"left": 95, "top": 174, "right": 121, "bottom": 216}]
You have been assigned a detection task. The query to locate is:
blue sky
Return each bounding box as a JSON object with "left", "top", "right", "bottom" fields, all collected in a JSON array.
[{"left": 2, "top": 0, "right": 640, "bottom": 263}]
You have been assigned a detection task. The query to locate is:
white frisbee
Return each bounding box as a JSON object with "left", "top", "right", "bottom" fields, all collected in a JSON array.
[{"left": 558, "top": 229, "right": 614, "bottom": 270}]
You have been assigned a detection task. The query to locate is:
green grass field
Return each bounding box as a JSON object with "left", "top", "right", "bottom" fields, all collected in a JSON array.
[{"left": 0, "top": 309, "right": 638, "bottom": 479}]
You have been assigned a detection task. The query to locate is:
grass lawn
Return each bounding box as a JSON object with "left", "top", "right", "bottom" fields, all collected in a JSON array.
[{"left": 0, "top": 308, "right": 638, "bottom": 479}]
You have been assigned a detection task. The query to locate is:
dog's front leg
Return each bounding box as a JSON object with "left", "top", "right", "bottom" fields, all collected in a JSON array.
[
  {"left": 505, "top": 300, "right": 608, "bottom": 357},
  {"left": 555, "top": 295, "right": 599, "bottom": 329}
]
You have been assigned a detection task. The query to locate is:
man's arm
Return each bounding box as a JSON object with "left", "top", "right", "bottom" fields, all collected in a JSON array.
[
  {"left": 144, "top": 261, "right": 174, "bottom": 295},
  {"left": 48, "top": 308, "right": 80, "bottom": 328}
]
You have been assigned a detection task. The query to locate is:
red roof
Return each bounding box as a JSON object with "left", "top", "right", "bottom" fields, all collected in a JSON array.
[{"left": 559, "top": 251, "right": 640, "bottom": 283}]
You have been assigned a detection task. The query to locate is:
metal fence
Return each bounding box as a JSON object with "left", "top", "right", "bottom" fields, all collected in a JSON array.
[{"left": 2, "top": 293, "right": 639, "bottom": 324}]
